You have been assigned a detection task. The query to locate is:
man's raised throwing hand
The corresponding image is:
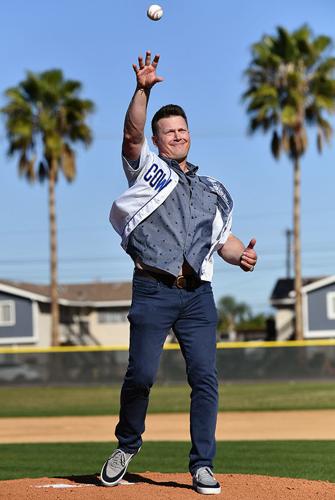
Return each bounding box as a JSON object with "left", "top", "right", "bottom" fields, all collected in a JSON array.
[{"left": 133, "top": 51, "right": 164, "bottom": 90}]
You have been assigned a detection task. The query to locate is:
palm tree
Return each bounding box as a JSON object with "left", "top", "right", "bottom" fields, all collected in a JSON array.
[
  {"left": 1, "top": 69, "right": 94, "bottom": 345},
  {"left": 217, "top": 295, "right": 251, "bottom": 340},
  {"left": 242, "top": 25, "right": 335, "bottom": 340}
]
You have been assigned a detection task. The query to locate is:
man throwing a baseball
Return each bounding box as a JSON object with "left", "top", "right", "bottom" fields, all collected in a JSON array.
[{"left": 101, "top": 51, "right": 257, "bottom": 495}]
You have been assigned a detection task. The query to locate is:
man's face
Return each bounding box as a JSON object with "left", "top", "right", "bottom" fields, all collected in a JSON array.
[{"left": 152, "top": 115, "right": 190, "bottom": 162}]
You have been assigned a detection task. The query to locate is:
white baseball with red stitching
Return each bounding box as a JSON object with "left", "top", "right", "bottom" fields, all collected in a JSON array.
[{"left": 147, "top": 4, "right": 163, "bottom": 21}]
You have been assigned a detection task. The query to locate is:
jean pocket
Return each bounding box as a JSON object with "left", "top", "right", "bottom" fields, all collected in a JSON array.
[
  {"left": 132, "top": 276, "right": 160, "bottom": 295},
  {"left": 200, "top": 281, "right": 212, "bottom": 292}
]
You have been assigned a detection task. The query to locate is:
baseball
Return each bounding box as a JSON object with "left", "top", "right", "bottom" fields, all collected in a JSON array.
[{"left": 147, "top": 4, "right": 163, "bottom": 21}]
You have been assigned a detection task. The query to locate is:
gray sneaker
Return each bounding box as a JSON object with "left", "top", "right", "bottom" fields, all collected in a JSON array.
[
  {"left": 192, "top": 466, "right": 221, "bottom": 495},
  {"left": 100, "top": 448, "right": 138, "bottom": 486}
]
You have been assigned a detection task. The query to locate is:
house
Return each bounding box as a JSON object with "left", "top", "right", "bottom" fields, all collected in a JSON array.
[
  {"left": 0, "top": 279, "right": 132, "bottom": 347},
  {"left": 270, "top": 275, "right": 335, "bottom": 340}
]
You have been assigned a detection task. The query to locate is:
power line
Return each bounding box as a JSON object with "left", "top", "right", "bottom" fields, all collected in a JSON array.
[
  {"left": 0, "top": 205, "right": 334, "bottom": 236},
  {"left": 0, "top": 248, "right": 334, "bottom": 266},
  {"left": 1, "top": 261, "right": 333, "bottom": 281}
]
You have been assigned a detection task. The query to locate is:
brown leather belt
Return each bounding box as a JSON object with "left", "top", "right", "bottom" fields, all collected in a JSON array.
[{"left": 134, "top": 268, "right": 202, "bottom": 290}]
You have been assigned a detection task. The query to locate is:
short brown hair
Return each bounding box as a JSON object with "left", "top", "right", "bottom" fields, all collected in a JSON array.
[{"left": 151, "top": 104, "right": 188, "bottom": 135}]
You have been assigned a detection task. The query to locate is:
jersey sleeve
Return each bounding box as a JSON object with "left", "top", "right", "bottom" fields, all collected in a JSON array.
[
  {"left": 217, "top": 212, "right": 233, "bottom": 248},
  {"left": 122, "top": 137, "right": 153, "bottom": 186}
]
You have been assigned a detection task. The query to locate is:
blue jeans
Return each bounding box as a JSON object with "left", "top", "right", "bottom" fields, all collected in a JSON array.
[{"left": 115, "top": 272, "right": 218, "bottom": 474}]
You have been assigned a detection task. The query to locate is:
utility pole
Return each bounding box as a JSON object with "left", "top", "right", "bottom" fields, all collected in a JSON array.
[{"left": 285, "top": 229, "right": 293, "bottom": 278}]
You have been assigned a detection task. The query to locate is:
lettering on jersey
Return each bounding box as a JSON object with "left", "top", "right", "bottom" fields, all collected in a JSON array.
[{"left": 144, "top": 163, "right": 172, "bottom": 191}]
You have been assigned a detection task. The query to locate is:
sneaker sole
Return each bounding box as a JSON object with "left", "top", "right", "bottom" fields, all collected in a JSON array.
[
  {"left": 100, "top": 462, "right": 128, "bottom": 487},
  {"left": 193, "top": 482, "right": 221, "bottom": 495}
]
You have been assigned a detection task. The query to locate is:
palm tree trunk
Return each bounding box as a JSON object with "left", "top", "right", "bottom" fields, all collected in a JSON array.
[
  {"left": 293, "top": 158, "right": 303, "bottom": 340},
  {"left": 49, "top": 158, "right": 60, "bottom": 346}
]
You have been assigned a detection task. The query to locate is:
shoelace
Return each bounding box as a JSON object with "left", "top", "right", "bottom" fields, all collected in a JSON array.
[
  {"left": 196, "top": 466, "right": 215, "bottom": 482},
  {"left": 109, "top": 450, "right": 126, "bottom": 468}
]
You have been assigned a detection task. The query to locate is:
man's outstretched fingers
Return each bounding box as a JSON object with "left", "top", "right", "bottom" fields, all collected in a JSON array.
[
  {"left": 152, "top": 54, "right": 160, "bottom": 68},
  {"left": 145, "top": 51, "right": 151, "bottom": 65},
  {"left": 138, "top": 56, "right": 144, "bottom": 69}
]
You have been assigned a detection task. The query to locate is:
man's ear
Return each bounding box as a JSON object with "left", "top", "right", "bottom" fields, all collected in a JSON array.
[{"left": 152, "top": 135, "right": 158, "bottom": 147}]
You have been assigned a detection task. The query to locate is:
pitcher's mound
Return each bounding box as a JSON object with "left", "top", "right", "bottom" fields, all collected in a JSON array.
[{"left": 1, "top": 472, "right": 334, "bottom": 499}]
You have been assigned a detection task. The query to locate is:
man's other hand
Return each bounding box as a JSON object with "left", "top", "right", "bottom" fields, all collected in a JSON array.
[{"left": 240, "top": 238, "right": 257, "bottom": 272}]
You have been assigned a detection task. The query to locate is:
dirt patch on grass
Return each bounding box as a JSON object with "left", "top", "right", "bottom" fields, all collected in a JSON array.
[
  {"left": 1, "top": 410, "right": 335, "bottom": 443},
  {"left": 1, "top": 473, "right": 334, "bottom": 499}
]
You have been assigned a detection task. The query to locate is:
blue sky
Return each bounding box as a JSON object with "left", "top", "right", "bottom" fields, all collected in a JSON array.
[{"left": 0, "top": 0, "right": 334, "bottom": 314}]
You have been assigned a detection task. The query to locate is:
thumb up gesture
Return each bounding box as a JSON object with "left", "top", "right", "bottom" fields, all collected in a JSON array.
[{"left": 240, "top": 238, "right": 257, "bottom": 272}]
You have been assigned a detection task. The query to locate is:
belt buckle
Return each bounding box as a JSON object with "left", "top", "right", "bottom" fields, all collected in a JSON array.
[{"left": 176, "top": 275, "right": 186, "bottom": 289}]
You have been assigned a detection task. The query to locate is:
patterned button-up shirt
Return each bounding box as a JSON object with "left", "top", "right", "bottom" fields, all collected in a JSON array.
[{"left": 126, "top": 157, "right": 218, "bottom": 276}]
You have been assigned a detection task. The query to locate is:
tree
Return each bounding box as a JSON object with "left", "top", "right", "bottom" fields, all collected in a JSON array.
[
  {"left": 217, "top": 295, "right": 251, "bottom": 340},
  {"left": 237, "top": 313, "right": 267, "bottom": 332},
  {"left": 1, "top": 69, "right": 94, "bottom": 345},
  {"left": 242, "top": 25, "right": 335, "bottom": 339}
]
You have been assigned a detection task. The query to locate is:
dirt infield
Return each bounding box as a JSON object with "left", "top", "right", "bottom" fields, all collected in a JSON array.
[
  {"left": 1, "top": 473, "right": 335, "bottom": 499},
  {"left": 1, "top": 410, "right": 335, "bottom": 443}
]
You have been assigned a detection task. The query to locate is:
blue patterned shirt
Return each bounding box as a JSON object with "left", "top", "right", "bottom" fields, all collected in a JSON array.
[{"left": 126, "top": 157, "right": 218, "bottom": 276}]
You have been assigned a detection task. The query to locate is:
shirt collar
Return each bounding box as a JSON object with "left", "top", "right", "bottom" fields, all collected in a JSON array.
[
  {"left": 186, "top": 162, "right": 199, "bottom": 175},
  {"left": 159, "top": 155, "right": 199, "bottom": 175}
]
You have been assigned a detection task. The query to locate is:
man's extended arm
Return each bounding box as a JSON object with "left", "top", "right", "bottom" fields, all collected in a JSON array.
[
  {"left": 218, "top": 234, "right": 257, "bottom": 272},
  {"left": 122, "top": 51, "right": 163, "bottom": 160}
]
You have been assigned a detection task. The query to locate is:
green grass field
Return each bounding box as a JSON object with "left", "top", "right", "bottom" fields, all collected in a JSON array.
[
  {"left": 1, "top": 381, "right": 334, "bottom": 483},
  {"left": 0, "top": 381, "right": 335, "bottom": 417},
  {"left": 0, "top": 441, "right": 334, "bottom": 482}
]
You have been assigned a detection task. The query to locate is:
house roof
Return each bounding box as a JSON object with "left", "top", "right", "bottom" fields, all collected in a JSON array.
[
  {"left": 302, "top": 275, "right": 335, "bottom": 293},
  {"left": 270, "top": 277, "right": 324, "bottom": 301},
  {"left": 0, "top": 279, "right": 132, "bottom": 305}
]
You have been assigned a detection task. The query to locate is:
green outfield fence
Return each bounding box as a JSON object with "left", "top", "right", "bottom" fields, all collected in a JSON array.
[{"left": 0, "top": 340, "right": 334, "bottom": 386}]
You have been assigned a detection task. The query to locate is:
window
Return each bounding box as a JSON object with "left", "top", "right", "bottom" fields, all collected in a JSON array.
[
  {"left": 97, "top": 310, "right": 128, "bottom": 324},
  {"left": 326, "top": 292, "right": 335, "bottom": 320},
  {"left": 0, "top": 301, "right": 16, "bottom": 326}
]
